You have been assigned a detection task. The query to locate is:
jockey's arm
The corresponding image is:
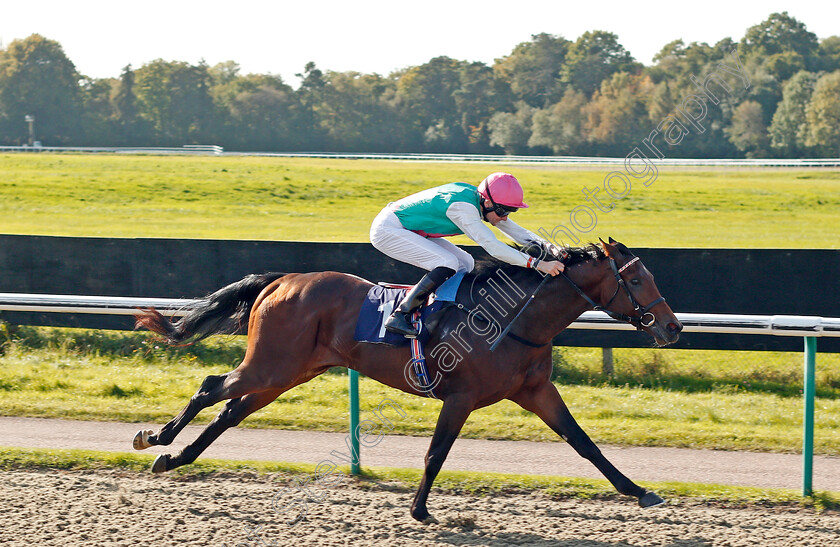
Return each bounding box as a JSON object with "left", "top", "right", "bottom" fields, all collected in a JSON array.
[
  {"left": 494, "top": 217, "right": 543, "bottom": 248},
  {"left": 446, "top": 203, "right": 564, "bottom": 276},
  {"left": 495, "top": 218, "right": 565, "bottom": 269},
  {"left": 446, "top": 202, "right": 532, "bottom": 266}
]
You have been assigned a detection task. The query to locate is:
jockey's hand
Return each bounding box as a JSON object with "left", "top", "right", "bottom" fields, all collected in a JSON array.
[{"left": 537, "top": 260, "right": 565, "bottom": 276}]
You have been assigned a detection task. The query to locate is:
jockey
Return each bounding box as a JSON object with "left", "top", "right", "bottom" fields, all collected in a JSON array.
[{"left": 370, "top": 172, "right": 565, "bottom": 337}]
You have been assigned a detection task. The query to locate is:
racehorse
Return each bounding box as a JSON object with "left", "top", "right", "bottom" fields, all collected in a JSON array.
[{"left": 133, "top": 238, "right": 682, "bottom": 521}]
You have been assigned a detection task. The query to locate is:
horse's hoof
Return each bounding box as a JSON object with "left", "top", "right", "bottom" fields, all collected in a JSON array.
[
  {"left": 639, "top": 491, "right": 666, "bottom": 508},
  {"left": 133, "top": 429, "right": 155, "bottom": 450},
  {"left": 410, "top": 506, "right": 432, "bottom": 523},
  {"left": 151, "top": 454, "right": 170, "bottom": 473}
]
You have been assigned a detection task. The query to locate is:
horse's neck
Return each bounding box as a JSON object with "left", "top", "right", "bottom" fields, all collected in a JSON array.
[
  {"left": 460, "top": 260, "right": 609, "bottom": 345},
  {"left": 462, "top": 268, "right": 550, "bottom": 331},
  {"left": 525, "top": 259, "right": 610, "bottom": 340}
]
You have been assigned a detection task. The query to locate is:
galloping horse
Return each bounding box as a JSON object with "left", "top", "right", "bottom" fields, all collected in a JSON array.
[{"left": 133, "top": 238, "right": 682, "bottom": 521}]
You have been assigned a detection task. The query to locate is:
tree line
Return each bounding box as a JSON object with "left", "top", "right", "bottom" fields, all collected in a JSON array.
[{"left": 1, "top": 12, "right": 839, "bottom": 157}]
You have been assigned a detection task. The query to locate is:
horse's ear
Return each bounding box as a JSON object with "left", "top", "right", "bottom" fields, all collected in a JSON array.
[
  {"left": 608, "top": 236, "right": 617, "bottom": 244},
  {"left": 600, "top": 237, "right": 617, "bottom": 258}
]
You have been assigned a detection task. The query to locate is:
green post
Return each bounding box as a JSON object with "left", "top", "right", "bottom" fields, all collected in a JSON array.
[
  {"left": 803, "top": 336, "right": 816, "bottom": 497},
  {"left": 349, "top": 369, "right": 361, "bottom": 475}
]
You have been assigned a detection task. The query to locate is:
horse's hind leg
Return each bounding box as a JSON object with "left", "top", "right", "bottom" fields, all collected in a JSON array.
[
  {"left": 511, "top": 380, "right": 664, "bottom": 508},
  {"left": 133, "top": 369, "right": 259, "bottom": 450},
  {"left": 151, "top": 387, "right": 283, "bottom": 472}
]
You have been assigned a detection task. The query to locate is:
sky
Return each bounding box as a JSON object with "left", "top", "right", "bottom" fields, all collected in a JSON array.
[{"left": 1, "top": 1, "right": 837, "bottom": 86}]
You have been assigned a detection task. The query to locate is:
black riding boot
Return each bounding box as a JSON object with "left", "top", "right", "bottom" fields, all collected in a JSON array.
[{"left": 384, "top": 266, "right": 455, "bottom": 338}]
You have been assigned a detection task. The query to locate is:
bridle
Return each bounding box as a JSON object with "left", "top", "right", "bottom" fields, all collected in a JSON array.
[{"left": 561, "top": 256, "right": 666, "bottom": 329}]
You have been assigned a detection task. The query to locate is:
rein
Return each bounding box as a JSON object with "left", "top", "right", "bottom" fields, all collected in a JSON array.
[{"left": 560, "top": 256, "right": 666, "bottom": 329}]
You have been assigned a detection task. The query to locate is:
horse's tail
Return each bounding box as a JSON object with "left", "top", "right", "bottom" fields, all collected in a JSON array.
[{"left": 134, "top": 272, "right": 288, "bottom": 345}]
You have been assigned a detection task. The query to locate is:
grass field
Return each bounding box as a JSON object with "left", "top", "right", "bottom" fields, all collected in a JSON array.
[
  {"left": 2, "top": 326, "right": 839, "bottom": 454},
  {"left": 0, "top": 153, "right": 839, "bottom": 247},
  {"left": 1, "top": 153, "right": 839, "bottom": 457}
]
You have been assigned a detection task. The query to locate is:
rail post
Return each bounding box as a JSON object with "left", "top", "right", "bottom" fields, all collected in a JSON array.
[
  {"left": 349, "top": 369, "right": 361, "bottom": 475},
  {"left": 802, "top": 336, "right": 816, "bottom": 496},
  {"left": 602, "top": 347, "right": 614, "bottom": 375}
]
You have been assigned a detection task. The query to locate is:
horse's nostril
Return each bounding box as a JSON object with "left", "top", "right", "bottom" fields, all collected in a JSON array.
[{"left": 667, "top": 322, "right": 682, "bottom": 334}]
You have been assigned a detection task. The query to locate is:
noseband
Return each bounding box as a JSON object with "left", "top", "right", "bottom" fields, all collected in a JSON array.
[{"left": 561, "top": 256, "right": 666, "bottom": 329}]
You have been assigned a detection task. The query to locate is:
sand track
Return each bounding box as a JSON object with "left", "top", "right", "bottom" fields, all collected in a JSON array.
[{"left": 1, "top": 468, "right": 838, "bottom": 547}]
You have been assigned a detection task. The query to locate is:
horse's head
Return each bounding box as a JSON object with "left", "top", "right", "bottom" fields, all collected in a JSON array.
[{"left": 595, "top": 238, "right": 682, "bottom": 346}]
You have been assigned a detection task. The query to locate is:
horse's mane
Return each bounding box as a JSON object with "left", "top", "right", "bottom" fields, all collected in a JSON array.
[{"left": 468, "top": 242, "right": 610, "bottom": 288}]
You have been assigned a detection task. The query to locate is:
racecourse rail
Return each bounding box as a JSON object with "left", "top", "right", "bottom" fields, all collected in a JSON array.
[
  {"left": 2, "top": 144, "right": 840, "bottom": 167},
  {"left": 1, "top": 292, "right": 838, "bottom": 497}
]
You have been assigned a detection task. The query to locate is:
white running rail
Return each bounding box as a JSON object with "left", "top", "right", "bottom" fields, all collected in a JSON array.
[{"left": 1, "top": 293, "right": 839, "bottom": 337}]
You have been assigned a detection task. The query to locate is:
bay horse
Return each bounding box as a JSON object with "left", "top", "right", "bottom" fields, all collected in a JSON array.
[{"left": 133, "top": 238, "right": 682, "bottom": 521}]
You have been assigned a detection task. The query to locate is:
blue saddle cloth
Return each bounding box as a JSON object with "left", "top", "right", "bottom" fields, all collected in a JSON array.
[{"left": 353, "top": 271, "right": 464, "bottom": 346}]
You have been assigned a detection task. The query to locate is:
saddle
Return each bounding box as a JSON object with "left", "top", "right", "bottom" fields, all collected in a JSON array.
[
  {"left": 353, "top": 272, "right": 465, "bottom": 347},
  {"left": 351, "top": 274, "right": 468, "bottom": 399}
]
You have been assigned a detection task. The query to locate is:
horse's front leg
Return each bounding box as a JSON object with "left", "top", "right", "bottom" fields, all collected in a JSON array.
[
  {"left": 510, "top": 380, "right": 664, "bottom": 508},
  {"left": 411, "top": 395, "right": 473, "bottom": 522}
]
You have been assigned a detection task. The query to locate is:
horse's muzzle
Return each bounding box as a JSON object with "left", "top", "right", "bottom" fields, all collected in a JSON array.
[
  {"left": 667, "top": 321, "right": 683, "bottom": 336},
  {"left": 648, "top": 317, "right": 682, "bottom": 346},
  {"left": 662, "top": 319, "right": 683, "bottom": 344}
]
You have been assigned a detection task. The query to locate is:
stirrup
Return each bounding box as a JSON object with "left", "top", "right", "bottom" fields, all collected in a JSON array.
[{"left": 384, "top": 312, "right": 419, "bottom": 338}]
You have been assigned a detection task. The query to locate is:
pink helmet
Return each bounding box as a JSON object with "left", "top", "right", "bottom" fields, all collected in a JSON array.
[{"left": 477, "top": 172, "right": 529, "bottom": 209}]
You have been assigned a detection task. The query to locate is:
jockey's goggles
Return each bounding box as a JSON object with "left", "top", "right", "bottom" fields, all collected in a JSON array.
[{"left": 491, "top": 204, "right": 519, "bottom": 216}]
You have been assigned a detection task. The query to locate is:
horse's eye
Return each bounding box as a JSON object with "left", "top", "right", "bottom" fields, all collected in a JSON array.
[{"left": 630, "top": 278, "right": 641, "bottom": 285}]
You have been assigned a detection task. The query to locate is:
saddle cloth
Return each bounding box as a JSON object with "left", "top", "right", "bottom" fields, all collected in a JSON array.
[{"left": 353, "top": 271, "right": 465, "bottom": 346}]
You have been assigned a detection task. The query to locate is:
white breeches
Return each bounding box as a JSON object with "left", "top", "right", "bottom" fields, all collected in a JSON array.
[{"left": 369, "top": 208, "right": 475, "bottom": 273}]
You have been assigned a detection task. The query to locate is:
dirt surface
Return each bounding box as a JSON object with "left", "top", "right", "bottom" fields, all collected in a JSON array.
[
  {"left": 2, "top": 416, "right": 840, "bottom": 492},
  {"left": 1, "top": 468, "right": 838, "bottom": 547}
]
